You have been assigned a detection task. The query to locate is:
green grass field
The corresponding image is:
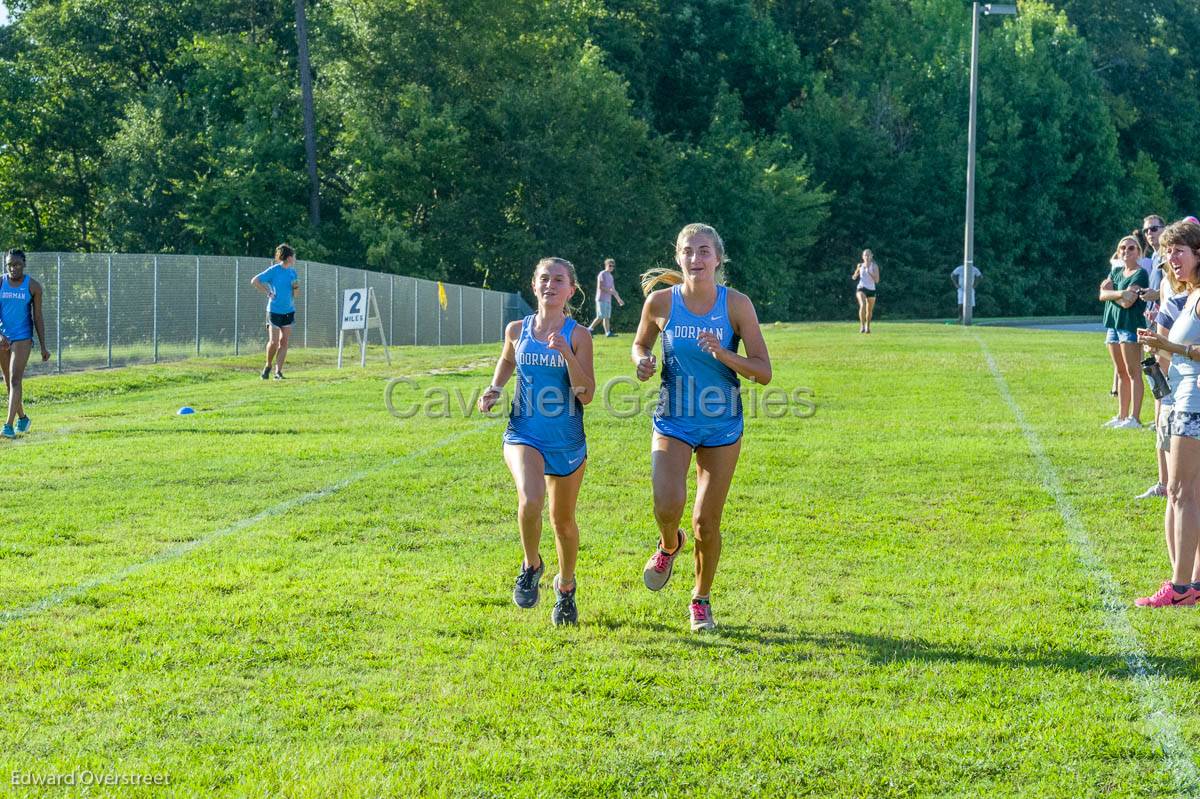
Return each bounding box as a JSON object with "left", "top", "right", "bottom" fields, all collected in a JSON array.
[{"left": 1, "top": 323, "right": 1196, "bottom": 797}]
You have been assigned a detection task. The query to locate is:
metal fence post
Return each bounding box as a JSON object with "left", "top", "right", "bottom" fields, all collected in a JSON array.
[
  {"left": 234, "top": 258, "right": 240, "bottom": 356},
  {"left": 106, "top": 254, "right": 112, "bottom": 368},
  {"left": 195, "top": 256, "right": 201, "bottom": 356},
  {"left": 334, "top": 266, "right": 340, "bottom": 346},
  {"left": 480, "top": 291, "right": 485, "bottom": 345},
  {"left": 458, "top": 285, "right": 464, "bottom": 344},
  {"left": 499, "top": 293, "right": 505, "bottom": 339},
  {"left": 413, "top": 280, "right": 418, "bottom": 345},
  {"left": 361, "top": 270, "right": 369, "bottom": 366},
  {"left": 438, "top": 295, "right": 442, "bottom": 346},
  {"left": 55, "top": 255, "right": 62, "bottom": 372},
  {"left": 303, "top": 261, "right": 308, "bottom": 348},
  {"left": 153, "top": 256, "right": 159, "bottom": 363},
  {"left": 389, "top": 274, "right": 394, "bottom": 346}
]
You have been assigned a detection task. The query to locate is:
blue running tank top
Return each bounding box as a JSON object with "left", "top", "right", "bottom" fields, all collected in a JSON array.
[
  {"left": 656, "top": 284, "right": 742, "bottom": 426},
  {"left": 504, "top": 315, "right": 586, "bottom": 451},
  {"left": 0, "top": 275, "right": 33, "bottom": 341}
]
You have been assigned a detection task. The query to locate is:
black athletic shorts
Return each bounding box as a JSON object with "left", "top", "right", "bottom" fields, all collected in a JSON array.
[
  {"left": 857, "top": 288, "right": 876, "bottom": 298},
  {"left": 268, "top": 311, "right": 296, "bottom": 328}
]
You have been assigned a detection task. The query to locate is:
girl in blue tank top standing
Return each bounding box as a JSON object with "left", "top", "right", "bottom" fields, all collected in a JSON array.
[
  {"left": 632, "top": 224, "right": 773, "bottom": 631},
  {"left": 250, "top": 244, "right": 300, "bottom": 380},
  {"left": 0, "top": 250, "right": 51, "bottom": 439},
  {"left": 479, "top": 258, "right": 595, "bottom": 625}
]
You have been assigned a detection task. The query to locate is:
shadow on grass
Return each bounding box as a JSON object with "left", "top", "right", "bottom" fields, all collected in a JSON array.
[
  {"left": 808, "top": 630, "right": 1197, "bottom": 681},
  {"left": 589, "top": 618, "right": 1197, "bottom": 680},
  {"left": 85, "top": 427, "right": 304, "bottom": 436}
]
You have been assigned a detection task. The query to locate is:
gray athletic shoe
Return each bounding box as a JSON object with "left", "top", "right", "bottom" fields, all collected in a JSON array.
[
  {"left": 690, "top": 597, "right": 716, "bottom": 632},
  {"left": 643, "top": 529, "right": 685, "bottom": 591},
  {"left": 551, "top": 575, "right": 578, "bottom": 625},
  {"left": 513, "top": 558, "right": 544, "bottom": 609}
]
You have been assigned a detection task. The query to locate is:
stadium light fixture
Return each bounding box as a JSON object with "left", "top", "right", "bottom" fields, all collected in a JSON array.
[{"left": 961, "top": 1, "right": 1016, "bottom": 325}]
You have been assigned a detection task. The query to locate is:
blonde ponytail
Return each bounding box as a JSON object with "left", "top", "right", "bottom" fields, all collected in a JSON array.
[{"left": 640, "top": 267, "right": 685, "bottom": 296}]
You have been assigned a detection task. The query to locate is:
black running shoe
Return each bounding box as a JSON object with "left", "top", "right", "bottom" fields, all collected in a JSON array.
[
  {"left": 551, "top": 575, "right": 577, "bottom": 625},
  {"left": 261, "top": 366, "right": 271, "bottom": 380},
  {"left": 273, "top": 371, "right": 284, "bottom": 380},
  {"left": 513, "top": 558, "right": 544, "bottom": 608}
]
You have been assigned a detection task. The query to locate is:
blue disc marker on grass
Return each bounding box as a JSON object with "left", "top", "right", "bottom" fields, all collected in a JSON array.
[{"left": 177, "top": 406, "right": 195, "bottom": 415}]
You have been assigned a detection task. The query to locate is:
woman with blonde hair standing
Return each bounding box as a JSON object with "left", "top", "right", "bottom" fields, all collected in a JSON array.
[{"left": 1099, "top": 235, "right": 1149, "bottom": 428}]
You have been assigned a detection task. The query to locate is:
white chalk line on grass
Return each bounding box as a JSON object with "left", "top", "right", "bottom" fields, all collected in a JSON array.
[
  {"left": 0, "top": 422, "right": 496, "bottom": 625},
  {"left": 977, "top": 336, "right": 1200, "bottom": 795}
]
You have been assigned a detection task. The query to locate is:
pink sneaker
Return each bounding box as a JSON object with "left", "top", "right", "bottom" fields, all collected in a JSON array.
[
  {"left": 1135, "top": 581, "right": 1199, "bottom": 607},
  {"left": 643, "top": 529, "right": 685, "bottom": 591},
  {"left": 690, "top": 597, "right": 716, "bottom": 631}
]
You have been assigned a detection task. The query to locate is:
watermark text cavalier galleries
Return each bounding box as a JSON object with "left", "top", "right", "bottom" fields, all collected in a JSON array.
[
  {"left": 384, "top": 376, "right": 816, "bottom": 420},
  {"left": 12, "top": 771, "right": 171, "bottom": 787}
]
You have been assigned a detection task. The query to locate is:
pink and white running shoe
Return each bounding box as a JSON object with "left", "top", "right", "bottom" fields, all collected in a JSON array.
[
  {"left": 690, "top": 597, "right": 716, "bottom": 632},
  {"left": 643, "top": 529, "right": 685, "bottom": 591}
]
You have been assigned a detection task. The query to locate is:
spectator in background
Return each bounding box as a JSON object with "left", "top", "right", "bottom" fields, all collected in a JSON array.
[
  {"left": 1139, "top": 214, "right": 1167, "bottom": 324},
  {"left": 951, "top": 264, "right": 982, "bottom": 322},
  {"left": 852, "top": 249, "right": 879, "bottom": 334},
  {"left": 1135, "top": 219, "right": 1200, "bottom": 606},
  {"left": 1099, "top": 235, "right": 1149, "bottom": 429},
  {"left": 251, "top": 243, "right": 300, "bottom": 380},
  {"left": 1137, "top": 261, "right": 1187, "bottom": 500},
  {"left": 587, "top": 258, "right": 624, "bottom": 338}
]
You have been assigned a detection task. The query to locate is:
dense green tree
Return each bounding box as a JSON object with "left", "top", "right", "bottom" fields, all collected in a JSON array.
[
  {"left": 0, "top": 0, "right": 1192, "bottom": 320},
  {"left": 101, "top": 34, "right": 309, "bottom": 256},
  {"left": 675, "top": 87, "right": 828, "bottom": 319}
]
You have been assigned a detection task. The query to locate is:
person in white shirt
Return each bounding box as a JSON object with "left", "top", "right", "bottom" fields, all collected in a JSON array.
[
  {"left": 951, "top": 264, "right": 982, "bottom": 322},
  {"left": 587, "top": 258, "right": 625, "bottom": 337}
]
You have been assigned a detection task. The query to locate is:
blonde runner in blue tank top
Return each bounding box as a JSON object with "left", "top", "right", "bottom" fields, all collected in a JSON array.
[{"left": 653, "top": 284, "right": 743, "bottom": 449}]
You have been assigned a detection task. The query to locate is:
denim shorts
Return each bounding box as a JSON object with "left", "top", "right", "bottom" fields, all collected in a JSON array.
[
  {"left": 1159, "top": 409, "right": 1200, "bottom": 452},
  {"left": 1105, "top": 328, "right": 1137, "bottom": 344}
]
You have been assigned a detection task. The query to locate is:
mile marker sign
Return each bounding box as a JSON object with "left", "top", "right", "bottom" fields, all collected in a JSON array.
[
  {"left": 337, "top": 285, "right": 390, "bottom": 367},
  {"left": 342, "top": 288, "right": 367, "bottom": 331}
]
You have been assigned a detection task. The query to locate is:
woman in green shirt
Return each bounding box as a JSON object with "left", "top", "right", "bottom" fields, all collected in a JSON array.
[{"left": 1099, "top": 234, "right": 1149, "bottom": 429}]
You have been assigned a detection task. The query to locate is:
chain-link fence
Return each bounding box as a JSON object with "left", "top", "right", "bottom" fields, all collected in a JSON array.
[{"left": 23, "top": 253, "right": 531, "bottom": 373}]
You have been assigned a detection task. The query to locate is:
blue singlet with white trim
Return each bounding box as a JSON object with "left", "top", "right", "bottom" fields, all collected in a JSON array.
[
  {"left": 653, "top": 284, "right": 742, "bottom": 449},
  {"left": 504, "top": 315, "right": 587, "bottom": 475},
  {"left": 0, "top": 275, "right": 33, "bottom": 342}
]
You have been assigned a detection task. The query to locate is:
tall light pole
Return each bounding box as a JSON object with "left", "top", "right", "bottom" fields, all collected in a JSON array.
[
  {"left": 961, "top": 2, "right": 1016, "bottom": 325},
  {"left": 295, "top": 0, "right": 321, "bottom": 227}
]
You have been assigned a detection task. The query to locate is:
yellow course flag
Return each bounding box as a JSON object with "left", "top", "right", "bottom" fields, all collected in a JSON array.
[{"left": 437, "top": 281, "right": 448, "bottom": 311}]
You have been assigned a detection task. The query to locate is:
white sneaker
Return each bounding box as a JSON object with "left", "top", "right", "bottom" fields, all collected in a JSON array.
[
  {"left": 1103, "top": 416, "right": 1125, "bottom": 428},
  {"left": 1118, "top": 418, "right": 1143, "bottom": 429},
  {"left": 1135, "top": 483, "right": 1167, "bottom": 499}
]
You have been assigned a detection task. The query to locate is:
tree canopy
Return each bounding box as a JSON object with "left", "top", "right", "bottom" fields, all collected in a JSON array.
[{"left": 0, "top": 0, "right": 1195, "bottom": 319}]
